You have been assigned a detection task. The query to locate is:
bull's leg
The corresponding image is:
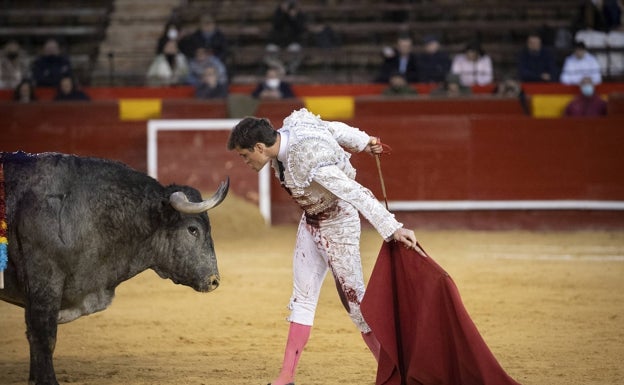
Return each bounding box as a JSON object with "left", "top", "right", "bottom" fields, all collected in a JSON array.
[{"left": 24, "top": 284, "right": 61, "bottom": 385}]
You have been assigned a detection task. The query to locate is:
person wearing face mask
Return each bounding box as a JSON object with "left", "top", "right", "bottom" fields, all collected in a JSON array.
[
  {"left": 564, "top": 76, "right": 607, "bottom": 116},
  {"left": 0, "top": 40, "right": 31, "bottom": 89},
  {"left": 156, "top": 21, "right": 182, "bottom": 55},
  {"left": 251, "top": 66, "right": 295, "bottom": 100},
  {"left": 146, "top": 39, "right": 190, "bottom": 86}
]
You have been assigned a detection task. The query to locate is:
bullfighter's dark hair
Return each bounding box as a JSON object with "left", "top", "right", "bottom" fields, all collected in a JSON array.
[{"left": 227, "top": 117, "right": 278, "bottom": 151}]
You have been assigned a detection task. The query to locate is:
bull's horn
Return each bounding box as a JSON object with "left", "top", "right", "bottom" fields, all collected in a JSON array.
[{"left": 169, "top": 177, "right": 229, "bottom": 214}]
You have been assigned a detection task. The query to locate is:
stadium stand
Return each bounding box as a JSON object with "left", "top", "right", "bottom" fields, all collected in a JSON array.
[
  {"left": 0, "top": 0, "right": 617, "bottom": 86},
  {"left": 0, "top": 1, "right": 112, "bottom": 86},
  {"left": 172, "top": 0, "right": 578, "bottom": 84}
]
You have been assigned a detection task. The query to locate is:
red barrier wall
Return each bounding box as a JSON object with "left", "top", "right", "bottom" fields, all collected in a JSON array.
[
  {"left": 1, "top": 102, "right": 148, "bottom": 169},
  {"left": 1, "top": 97, "right": 623, "bottom": 230}
]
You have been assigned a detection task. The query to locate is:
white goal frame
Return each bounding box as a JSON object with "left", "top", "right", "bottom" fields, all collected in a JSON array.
[{"left": 147, "top": 119, "right": 273, "bottom": 224}]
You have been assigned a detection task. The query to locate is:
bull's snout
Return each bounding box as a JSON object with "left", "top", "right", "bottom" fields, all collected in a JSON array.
[{"left": 204, "top": 274, "right": 220, "bottom": 292}]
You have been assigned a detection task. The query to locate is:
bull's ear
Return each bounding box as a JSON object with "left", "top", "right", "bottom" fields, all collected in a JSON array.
[{"left": 149, "top": 198, "right": 180, "bottom": 227}]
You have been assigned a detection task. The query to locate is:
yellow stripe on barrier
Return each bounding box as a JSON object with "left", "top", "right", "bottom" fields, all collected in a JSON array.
[
  {"left": 303, "top": 96, "right": 354, "bottom": 120},
  {"left": 119, "top": 99, "right": 162, "bottom": 121},
  {"left": 531, "top": 94, "right": 574, "bottom": 118}
]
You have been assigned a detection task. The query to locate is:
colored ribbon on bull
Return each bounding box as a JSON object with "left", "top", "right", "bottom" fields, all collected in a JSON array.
[{"left": 0, "top": 160, "right": 7, "bottom": 289}]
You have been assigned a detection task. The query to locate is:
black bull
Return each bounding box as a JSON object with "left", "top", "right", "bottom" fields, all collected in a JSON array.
[{"left": 0, "top": 151, "right": 229, "bottom": 385}]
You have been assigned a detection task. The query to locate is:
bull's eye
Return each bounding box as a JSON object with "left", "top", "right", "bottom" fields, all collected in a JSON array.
[{"left": 187, "top": 226, "right": 199, "bottom": 237}]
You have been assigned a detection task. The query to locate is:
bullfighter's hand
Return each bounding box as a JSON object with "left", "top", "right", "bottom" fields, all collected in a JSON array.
[
  {"left": 392, "top": 228, "right": 417, "bottom": 250},
  {"left": 366, "top": 137, "right": 384, "bottom": 155}
]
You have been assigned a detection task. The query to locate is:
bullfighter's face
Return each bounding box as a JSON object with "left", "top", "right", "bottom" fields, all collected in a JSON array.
[{"left": 235, "top": 144, "right": 270, "bottom": 172}]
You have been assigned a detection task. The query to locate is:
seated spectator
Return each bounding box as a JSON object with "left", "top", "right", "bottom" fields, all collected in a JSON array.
[
  {"left": 575, "top": 28, "right": 609, "bottom": 75},
  {"left": 146, "top": 39, "right": 190, "bottom": 86},
  {"left": 493, "top": 77, "right": 530, "bottom": 115},
  {"left": 31, "top": 38, "right": 73, "bottom": 88},
  {"left": 563, "top": 76, "right": 607, "bottom": 116},
  {"left": 606, "top": 28, "right": 624, "bottom": 77},
  {"left": 375, "top": 33, "right": 419, "bottom": 83},
  {"left": 0, "top": 40, "right": 31, "bottom": 89},
  {"left": 187, "top": 47, "right": 228, "bottom": 86},
  {"left": 602, "top": 0, "right": 622, "bottom": 31},
  {"left": 382, "top": 72, "right": 418, "bottom": 96},
  {"left": 429, "top": 73, "right": 472, "bottom": 97},
  {"left": 573, "top": 0, "right": 608, "bottom": 32},
  {"left": 12, "top": 78, "right": 36, "bottom": 103},
  {"left": 560, "top": 41, "right": 602, "bottom": 85},
  {"left": 195, "top": 66, "right": 228, "bottom": 99},
  {"left": 179, "top": 14, "right": 228, "bottom": 63},
  {"left": 517, "top": 33, "right": 557, "bottom": 82},
  {"left": 265, "top": 0, "right": 307, "bottom": 75},
  {"left": 417, "top": 35, "right": 451, "bottom": 83},
  {"left": 251, "top": 66, "right": 295, "bottom": 100},
  {"left": 156, "top": 20, "right": 183, "bottom": 55},
  {"left": 54, "top": 75, "right": 90, "bottom": 101},
  {"left": 450, "top": 41, "right": 493, "bottom": 86},
  {"left": 310, "top": 21, "right": 342, "bottom": 73},
  {"left": 572, "top": 0, "right": 621, "bottom": 33}
]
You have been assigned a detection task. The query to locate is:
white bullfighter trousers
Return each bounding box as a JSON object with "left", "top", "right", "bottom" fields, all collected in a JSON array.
[{"left": 287, "top": 200, "right": 371, "bottom": 333}]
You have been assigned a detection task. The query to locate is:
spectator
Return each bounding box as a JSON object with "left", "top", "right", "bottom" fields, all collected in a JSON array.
[
  {"left": 251, "top": 66, "right": 295, "bottom": 100},
  {"left": 416, "top": 35, "right": 451, "bottom": 83},
  {"left": 311, "top": 21, "right": 342, "bottom": 74},
  {"left": 429, "top": 73, "right": 472, "bottom": 97},
  {"left": 178, "top": 14, "right": 228, "bottom": 63},
  {"left": 493, "top": 77, "right": 530, "bottom": 115},
  {"left": 606, "top": 27, "right": 624, "bottom": 77},
  {"left": 564, "top": 76, "right": 607, "bottom": 116},
  {"left": 574, "top": 28, "right": 609, "bottom": 76},
  {"left": 146, "top": 39, "right": 190, "bottom": 86},
  {"left": 382, "top": 72, "right": 418, "bottom": 96},
  {"left": 602, "top": 0, "right": 622, "bottom": 31},
  {"left": 572, "top": 0, "right": 622, "bottom": 33},
  {"left": 12, "top": 78, "right": 36, "bottom": 103},
  {"left": 573, "top": 0, "right": 608, "bottom": 32},
  {"left": 195, "top": 66, "right": 228, "bottom": 99},
  {"left": 31, "top": 38, "right": 73, "bottom": 88},
  {"left": 265, "top": 0, "right": 307, "bottom": 75},
  {"left": 0, "top": 40, "right": 30, "bottom": 89},
  {"left": 560, "top": 40, "right": 602, "bottom": 85},
  {"left": 156, "top": 20, "right": 183, "bottom": 55},
  {"left": 517, "top": 33, "right": 558, "bottom": 82},
  {"left": 313, "top": 22, "right": 341, "bottom": 50},
  {"left": 54, "top": 75, "right": 90, "bottom": 101},
  {"left": 375, "top": 33, "right": 419, "bottom": 83},
  {"left": 450, "top": 41, "right": 493, "bottom": 86},
  {"left": 186, "top": 47, "right": 228, "bottom": 86}
]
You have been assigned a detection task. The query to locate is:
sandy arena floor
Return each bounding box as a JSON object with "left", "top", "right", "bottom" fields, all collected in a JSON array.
[{"left": 1, "top": 195, "right": 623, "bottom": 385}]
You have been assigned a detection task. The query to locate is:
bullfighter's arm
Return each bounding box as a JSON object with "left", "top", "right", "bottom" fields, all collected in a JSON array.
[
  {"left": 312, "top": 164, "right": 402, "bottom": 240},
  {"left": 325, "top": 121, "right": 371, "bottom": 153}
]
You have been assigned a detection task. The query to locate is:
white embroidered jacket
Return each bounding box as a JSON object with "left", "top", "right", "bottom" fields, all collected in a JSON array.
[{"left": 274, "top": 108, "right": 402, "bottom": 240}]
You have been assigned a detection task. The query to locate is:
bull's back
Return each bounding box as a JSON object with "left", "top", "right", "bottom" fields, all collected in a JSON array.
[{"left": 0, "top": 152, "right": 161, "bottom": 305}]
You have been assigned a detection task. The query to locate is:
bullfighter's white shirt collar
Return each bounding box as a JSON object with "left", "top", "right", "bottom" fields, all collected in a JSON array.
[{"left": 277, "top": 128, "right": 289, "bottom": 163}]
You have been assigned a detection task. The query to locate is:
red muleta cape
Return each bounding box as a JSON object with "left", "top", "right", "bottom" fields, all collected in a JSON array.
[{"left": 361, "top": 241, "right": 522, "bottom": 385}]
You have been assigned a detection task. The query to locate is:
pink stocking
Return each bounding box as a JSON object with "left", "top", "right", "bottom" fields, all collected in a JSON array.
[
  {"left": 362, "top": 331, "right": 381, "bottom": 362},
  {"left": 271, "top": 322, "right": 311, "bottom": 385}
]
